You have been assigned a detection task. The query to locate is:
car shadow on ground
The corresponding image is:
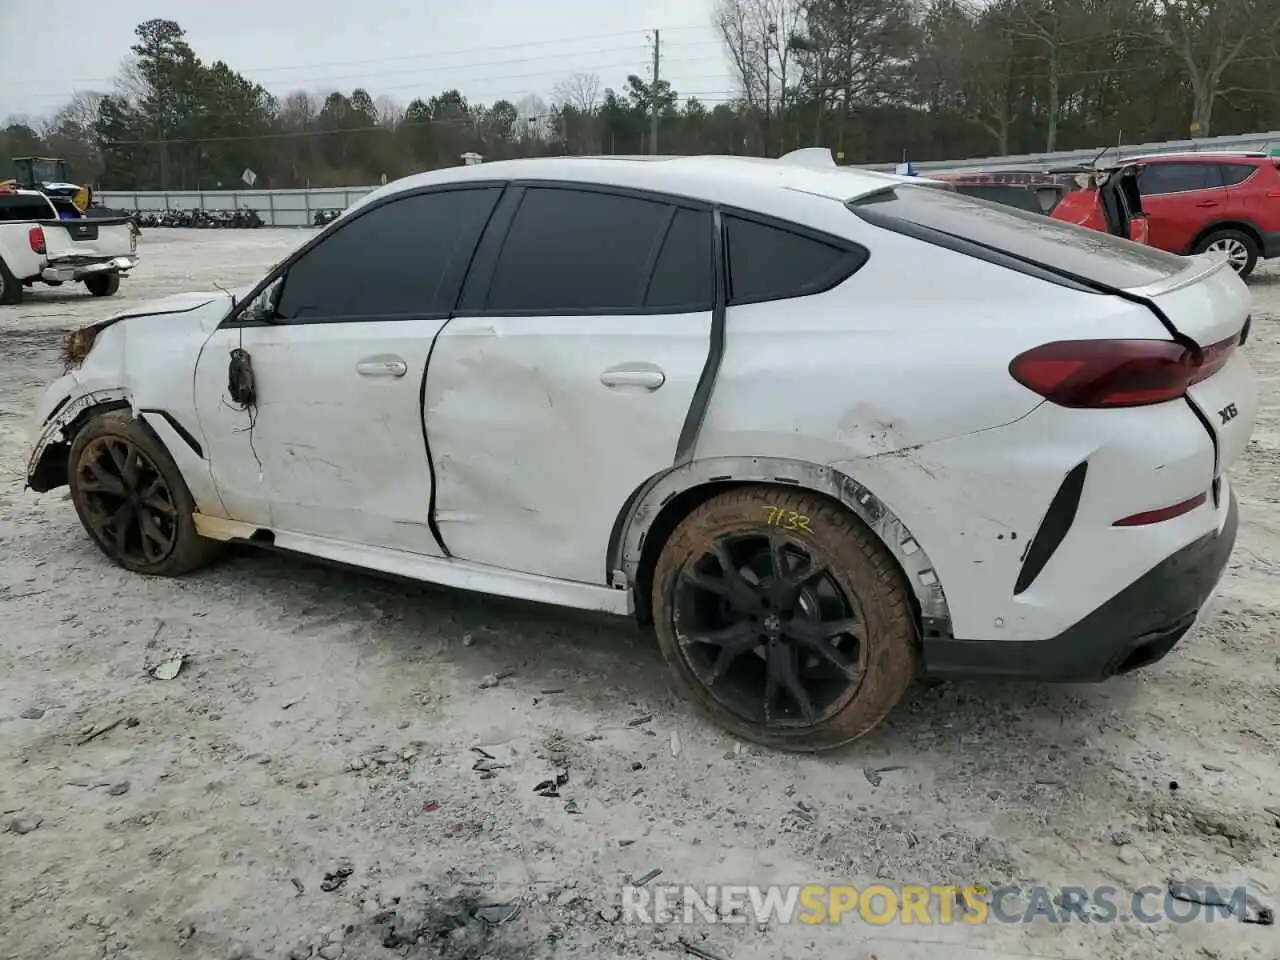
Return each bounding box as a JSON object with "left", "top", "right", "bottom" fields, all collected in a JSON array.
[{"left": 213, "top": 543, "right": 1134, "bottom": 779}]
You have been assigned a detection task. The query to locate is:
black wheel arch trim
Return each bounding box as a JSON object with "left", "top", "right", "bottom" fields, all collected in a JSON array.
[
  {"left": 137, "top": 408, "right": 204, "bottom": 459},
  {"left": 610, "top": 455, "right": 953, "bottom": 639}
]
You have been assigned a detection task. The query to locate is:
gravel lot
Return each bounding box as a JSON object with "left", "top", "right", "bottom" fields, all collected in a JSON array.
[{"left": 1, "top": 229, "right": 1277, "bottom": 960}]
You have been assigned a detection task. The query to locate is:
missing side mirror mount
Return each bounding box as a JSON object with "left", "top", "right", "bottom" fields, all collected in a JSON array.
[{"left": 228, "top": 348, "right": 256, "bottom": 407}]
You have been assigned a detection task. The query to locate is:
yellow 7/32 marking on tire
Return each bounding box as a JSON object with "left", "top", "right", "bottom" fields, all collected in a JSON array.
[{"left": 762, "top": 506, "right": 814, "bottom": 533}]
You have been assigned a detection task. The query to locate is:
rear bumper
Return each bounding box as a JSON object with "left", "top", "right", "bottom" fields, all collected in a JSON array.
[
  {"left": 42, "top": 255, "right": 137, "bottom": 283},
  {"left": 924, "top": 491, "right": 1238, "bottom": 681}
]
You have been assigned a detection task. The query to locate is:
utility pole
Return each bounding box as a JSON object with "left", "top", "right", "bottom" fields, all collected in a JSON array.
[{"left": 650, "top": 29, "right": 660, "bottom": 155}]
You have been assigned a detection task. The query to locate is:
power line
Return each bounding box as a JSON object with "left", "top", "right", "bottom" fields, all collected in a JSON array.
[
  {"left": 16, "top": 46, "right": 729, "bottom": 107},
  {"left": 4, "top": 26, "right": 723, "bottom": 93}
]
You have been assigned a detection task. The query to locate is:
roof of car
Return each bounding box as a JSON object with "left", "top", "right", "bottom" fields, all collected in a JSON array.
[
  {"left": 365, "top": 154, "right": 925, "bottom": 211},
  {"left": 1121, "top": 151, "right": 1270, "bottom": 163}
]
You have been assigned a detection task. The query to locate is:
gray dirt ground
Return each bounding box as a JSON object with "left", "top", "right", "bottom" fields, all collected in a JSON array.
[{"left": 0, "top": 229, "right": 1276, "bottom": 960}]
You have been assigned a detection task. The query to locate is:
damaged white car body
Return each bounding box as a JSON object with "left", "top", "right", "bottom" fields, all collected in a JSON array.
[{"left": 27, "top": 152, "right": 1256, "bottom": 751}]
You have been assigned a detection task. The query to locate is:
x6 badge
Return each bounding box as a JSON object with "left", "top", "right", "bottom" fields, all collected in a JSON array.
[{"left": 1219, "top": 403, "right": 1239, "bottom": 425}]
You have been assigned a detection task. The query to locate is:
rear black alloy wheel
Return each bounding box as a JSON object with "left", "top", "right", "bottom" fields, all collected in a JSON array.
[
  {"left": 652, "top": 486, "right": 920, "bottom": 751},
  {"left": 75, "top": 436, "right": 179, "bottom": 566},
  {"left": 673, "top": 532, "right": 867, "bottom": 727}
]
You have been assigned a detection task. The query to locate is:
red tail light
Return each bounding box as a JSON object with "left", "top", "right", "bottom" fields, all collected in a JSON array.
[
  {"left": 1128, "top": 214, "right": 1149, "bottom": 245},
  {"left": 1114, "top": 492, "right": 1207, "bottom": 527},
  {"left": 1009, "top": 337, "right": 1236, "bottom": 408},
  {"left": 28, "top": 226, "right": 45, "bottom": 254}
]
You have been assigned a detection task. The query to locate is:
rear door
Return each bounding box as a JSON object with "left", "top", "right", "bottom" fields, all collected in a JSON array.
[
  {"left": 1137, "top": 161, "right": 1227, "bottom": 253},
  {"left": 424, "top": 184, "right": 715, "bottom": 584}
]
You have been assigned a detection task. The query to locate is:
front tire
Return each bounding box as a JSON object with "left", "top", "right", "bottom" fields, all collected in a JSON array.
[
  {"left": 1194, "top": 229, "right": 1258, "bottom": 279},
  {"left": 84, "top": 273, "right": 121, "bottom": 297},
  {"left": 67, "top": 410, "right": 221, "bottom": 576},
  {"left": 651, "top": 486, "right": 920, "bottom": 752}
]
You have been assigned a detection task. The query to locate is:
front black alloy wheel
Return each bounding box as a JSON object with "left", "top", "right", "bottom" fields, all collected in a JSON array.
[
  {"left": 75, "top": 435, "right": 179, "bottom": 565},
  {"left": 67, "top": 410, "right": 221, "bottom": 576}
]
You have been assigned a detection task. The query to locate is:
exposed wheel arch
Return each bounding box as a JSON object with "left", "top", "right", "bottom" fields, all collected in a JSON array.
[
  {"left": 611, "top": 456, "right": 952, "bottom": 640},
  {"left": 27, "top": 392, "right": 131, "bottom": 492}
]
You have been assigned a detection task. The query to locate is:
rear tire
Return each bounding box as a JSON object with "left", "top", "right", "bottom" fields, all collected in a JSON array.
[
  {"left": 1194, "top": 229, "right": 1258, "bottom": 279},
  {"left": 0, "top": 257, "right": 22, "bottom": 305},
  {"left": 67, "top": 410, "right": 221, "bottom": 576},
  {"left": 651, "top": 485, "right": 920, "bottom": 752},
  {"left": 84, "top": 273, "right": 121, "bottom": 297}
]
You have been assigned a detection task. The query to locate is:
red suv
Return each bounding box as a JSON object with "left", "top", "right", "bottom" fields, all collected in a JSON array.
[{"left": 1123, "top": 151, "right": 1280, "bottom": 279}]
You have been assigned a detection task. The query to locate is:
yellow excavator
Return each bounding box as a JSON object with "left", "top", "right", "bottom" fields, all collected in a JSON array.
[{"left": 0, "top": 157, "right": 92, "bottom": 212}]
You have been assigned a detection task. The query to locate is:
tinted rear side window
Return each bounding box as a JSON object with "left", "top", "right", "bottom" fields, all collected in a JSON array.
[
  {"left": 486, "top": 187, "right": 672, "bottom": 312},
  {"left": 953, "top": 185, "right": 1044, "bottom": 214},
  {"left": 276, "top": 187, "right": 500, "bottom": 320},
  {"left": 850, "top": 185, "right": 1187, "bottom": 289},
  {"left": 1218, "top": 163, "right": 1257, "bottom": 186},
  {"left": 725, "top": 215, "right": 863, "bottom": 305},
  {"left": 1139, "top": 162, "right": 1221, "bottom": 195},
  {"left": 645, "top": 208, "right": 713, "bottom": 310}
]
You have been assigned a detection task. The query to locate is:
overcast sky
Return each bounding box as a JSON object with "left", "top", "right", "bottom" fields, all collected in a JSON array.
[{"left": 0, "top": 0, "right": 735, "bottom": 123}]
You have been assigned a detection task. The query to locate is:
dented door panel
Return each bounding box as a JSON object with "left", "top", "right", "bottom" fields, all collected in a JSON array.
[
  {"left": 194, "top": 320, "right": 448, "bottom": 555},
  {"left": 425, "top": 312, "right": 712, "bottom": 583}
]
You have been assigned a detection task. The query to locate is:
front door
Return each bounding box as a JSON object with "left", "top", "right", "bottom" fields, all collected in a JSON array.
[
  {"left": 192, "top": 185, "right": 503, "bottom": 553},
  {"left": 424, "top": 186, "right": 716, "bottom": 584}
]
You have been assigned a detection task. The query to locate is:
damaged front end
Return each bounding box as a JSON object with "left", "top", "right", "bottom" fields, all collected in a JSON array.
[{"left": 26, "top": 386, "right": 130, "bottom": 492}]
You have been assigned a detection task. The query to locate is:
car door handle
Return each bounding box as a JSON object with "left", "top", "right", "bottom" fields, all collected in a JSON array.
[
  {"left": 356, "top": 356, "right": 408, "bottom": 378},
  {"left": 600, "top": 363, "right": 665, "bottom": 390},
  {"left": 1196, "top": 200, "right": 1219, "bottom": 207}
]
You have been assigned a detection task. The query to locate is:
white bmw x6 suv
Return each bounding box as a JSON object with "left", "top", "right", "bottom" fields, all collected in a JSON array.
[{"left": 27, "top": 151, "right": 1257, "bottom": 751}]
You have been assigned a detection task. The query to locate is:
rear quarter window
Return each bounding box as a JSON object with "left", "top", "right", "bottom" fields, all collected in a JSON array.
[
  {"left": 724, "top": 214, "right": 867, "bottom": 305},
  {"left": 850, "top": 185, "right": 1187, "bottom": 289},
  {"left": 1218, "top": 163, "right": 1258, "bottom": 186}
]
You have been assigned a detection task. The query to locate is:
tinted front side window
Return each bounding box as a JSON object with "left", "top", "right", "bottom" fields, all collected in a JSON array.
[
  {"left": 725, "top": 215, "right": 861, "bottom": 305},
  {"left": 486, "top": 188, "right": 672, "bottom": 312},
  {"left": 851, "top": 184, "right": 1187, "bottom": 289},
  {"left": 1218, "top": 163, "right": 1257, "bottom": 186},
  {"left": 645, "top": 208, "right": 713, "bottom": 310},
  {"left": 276, "top": 187, "right": 500, "bottom": 321},
  {"left": 1139, "top": 163, "right": 1220, "bottom": 195}
]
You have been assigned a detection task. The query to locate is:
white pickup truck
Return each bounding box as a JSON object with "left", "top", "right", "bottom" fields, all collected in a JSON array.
[{"left": 0, "top": 188, "right": 138, "bottom": 306}]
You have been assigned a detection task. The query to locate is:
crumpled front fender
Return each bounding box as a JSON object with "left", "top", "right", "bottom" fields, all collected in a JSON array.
[{"left": 26, "top": 384, "right": 130, "bottom": 492}]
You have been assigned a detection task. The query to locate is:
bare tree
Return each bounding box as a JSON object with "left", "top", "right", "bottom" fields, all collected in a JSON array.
[
  {"left": 552, "top": 72, "right": 602, "bottom": 113},
  {"left": 113, "top": 56, "right": 150, "bottom": 106},
  {"left": 1141, "top": 0, "right": 1280, "bottom": 136},
  {"left": 715, "top": 0, "right": 804, "bottom": 153},
  {"left": 374, "top": 94, "right": 403, "bottom": 128}
]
